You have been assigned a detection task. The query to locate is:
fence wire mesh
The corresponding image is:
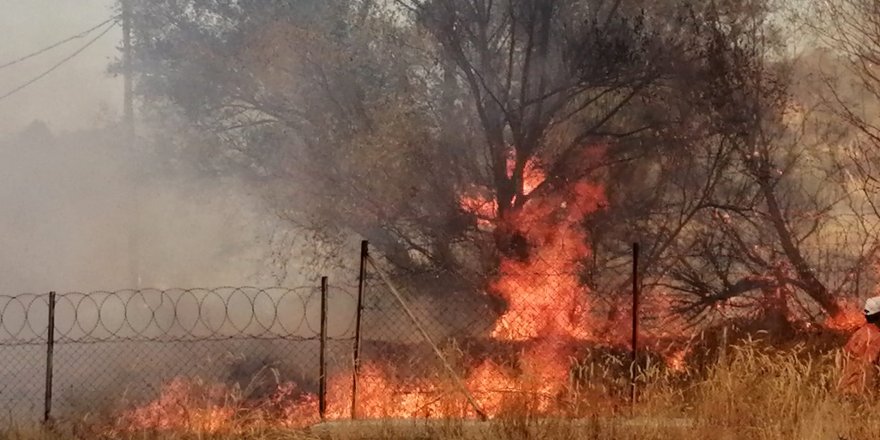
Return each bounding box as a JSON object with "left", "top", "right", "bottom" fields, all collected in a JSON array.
[
  {"left": 0, "top": 247, "right": 871, "bottom": 426},
  {"left": 352, "top": 261, "right": 498, "bottom": 418},
  {"left": 349, "top": 247, "right": 873, "bottom": 418},
  {"left": 0, "top": 286, "right": 358, "bottom": 426},
  {"left": 351, "top": 252, "right": 652, "bottom": 418}
]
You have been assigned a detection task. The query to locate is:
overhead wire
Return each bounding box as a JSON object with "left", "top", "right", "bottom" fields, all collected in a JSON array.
[
  {"left": 0, "top": 15, "right": 119, "bottom": 71},
  {"left": 0, "top": 19, "right": 119, "bottom": 103}
]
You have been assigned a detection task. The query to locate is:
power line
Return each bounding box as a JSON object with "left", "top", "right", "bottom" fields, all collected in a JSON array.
[
  {"left": 0, "top": 16, "right": 119, "bottom": 71},
  {"left": 0, "top": 20, "right": 119, "bottom": 103}
]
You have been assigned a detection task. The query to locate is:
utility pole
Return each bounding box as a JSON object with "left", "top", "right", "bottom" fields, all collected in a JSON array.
[
  {"left": 122, "top": 0, "right": 133, "bottom": 136},
  {"left": 122, "top": 0, "right": 140, "bottom": 289}
]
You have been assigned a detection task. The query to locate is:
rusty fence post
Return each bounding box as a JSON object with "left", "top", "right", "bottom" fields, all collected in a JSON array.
[
  {"left": 43, "top": 291, "right": 56, "bottom": 425},
  {"left": 319, "top": 276, "right": 329, "bottom": 420},
  {"left": 631, "top": 243, "right": 639, "bottom": 405},
  {"left": 720, "top": 325, "right": 728, "bottom": 365},
  {"left": 350, "top": 240, "right": 368, "bottom": 419}
]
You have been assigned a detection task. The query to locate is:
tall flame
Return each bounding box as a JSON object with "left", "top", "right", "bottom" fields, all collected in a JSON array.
[
  {"left": 112, "top": 147, "right": 674, "bottom": 431},
  {"left": 489, "top": 178, "right": 604, "bottom": 342},
  {"left": 457, "top": 148, "right": 606, "bottom": 409}
]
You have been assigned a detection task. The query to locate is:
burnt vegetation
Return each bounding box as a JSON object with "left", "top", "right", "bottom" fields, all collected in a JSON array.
[{"left": 122, "top": 0, "right": 880, "bottom": 332}]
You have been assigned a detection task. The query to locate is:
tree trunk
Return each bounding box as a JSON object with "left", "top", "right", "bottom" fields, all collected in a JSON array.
[{"left": 760, "top": 179, "right": 842, "bottom": 317}]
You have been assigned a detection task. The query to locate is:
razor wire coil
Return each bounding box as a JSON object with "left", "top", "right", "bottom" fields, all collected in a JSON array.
[{"left": 0, "top": 286, "right": 358, "bottom": 345}]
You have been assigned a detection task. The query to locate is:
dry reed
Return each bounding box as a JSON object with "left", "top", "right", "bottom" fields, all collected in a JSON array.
[{"left": 4, "top": 339, "right": 879, "bottom": 439}]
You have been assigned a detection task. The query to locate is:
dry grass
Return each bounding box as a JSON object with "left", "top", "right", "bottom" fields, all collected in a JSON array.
[{"left": 4, "top": 339, "right": 880, "bottom": 439}]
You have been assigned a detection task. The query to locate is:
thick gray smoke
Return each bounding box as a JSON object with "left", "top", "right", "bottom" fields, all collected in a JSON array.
[
  {"left": 0, "top": 1, "right": 367, "bottom": 425},
  {"left": 0, "top": 122, "right": 363, "bottom": 422},
  {"left": 0, "top": 122, "right": 288, "bottom": 293},
  {"left": 0, "top": 1, "right": 121, "bottom": 133}
]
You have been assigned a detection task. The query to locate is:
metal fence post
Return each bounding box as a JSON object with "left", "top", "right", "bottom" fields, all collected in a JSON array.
[
  {"left": 350, "top": 240, "right": 368, "bottom": 419},
  {"left": 720, "top": 325, "right": 728, "bottom": 365},
  {"left": 43, "top": 291, "right": 56, "bottom": 424},
  {"left": 631, "top": 243, "right": 639, "bottom": 405},
  {"left": 319, "top": 276, "right": 329, "bottom": 420}
]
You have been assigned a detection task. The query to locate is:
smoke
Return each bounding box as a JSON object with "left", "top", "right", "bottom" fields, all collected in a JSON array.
[
  {"left": 0, "top": 2, "right": 293, "bottom": 292},
  {"left": 0, "top": 1, "right": 122, "bottom": 133},
  {"left": 0, "top": 73, "right": 358, "bottom": 422},
  {"left": 0, "top": 123, "right": 289, "bottom": 293},
  {"left": 0, "top": 1, "right": 378, "bottom": 425},
  {"left": 0, "top": 121, "right": 364, "bottom": 421}
]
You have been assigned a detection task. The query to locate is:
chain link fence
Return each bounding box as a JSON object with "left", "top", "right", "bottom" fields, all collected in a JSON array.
[
  {"left": 0, "top": 286, "right": 358, "bottom": 427},
  {"left": 351, "top": 242, "right": 872, "bottom": 418},
  {"left": 353, "top": 260, "right": 497, "bottom": 418},
  {"left": 350, "top": 245, "right": 665, "bottom": 419},
  {"left": 0, "top": 241, "right": 872, "bottom": 427}
]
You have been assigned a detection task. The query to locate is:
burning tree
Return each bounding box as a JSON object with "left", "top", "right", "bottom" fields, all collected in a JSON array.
[
  {"left": 122, "top": 0, "right": 871, "bottom": 334},
  {"left": 651, "top": 6, "right": 847, "bottom": 325},
  {"left": 124, "top": 0, "right": 669, "bottom": 299},
  {"left": 91, "top": 0, "right": 880, "bottom": 429},
  {"left": 580, "top": 1, "right": 880, "bottom": 330}
]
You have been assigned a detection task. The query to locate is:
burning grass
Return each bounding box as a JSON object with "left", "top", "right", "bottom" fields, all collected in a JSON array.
[
  {"left": 20, "top": 149, "right": 870, "bottom": 438},
  {"left": 10, "top": 336, "right": 874, "bottom": 440}
]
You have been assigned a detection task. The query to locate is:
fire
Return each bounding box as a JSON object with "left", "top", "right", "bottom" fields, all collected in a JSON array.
[
  {"left": 114, "top": 378, "right": 235, "bottom": 433},
  {"left": 459, "top": 150, "right": 546, "bottom": 229},
  {"left": 109, "top": 377, "right": 320, "bottom": 434},
  {"left": 516, "top": 155, "right": 545, "bottom": 196},
  {"left": 517, "top": 339, "right": 577, "bottom": 410},
  {"left": 825, "top": 303, "right": 864, "bottom": 332},
  {"left": 459, "top": 148, "right": 605, "bottom": 413},
  {"left": 337, "top": 362, "right": 453, "bottom": 418},
  {"left": 465, "top": 360, "right": 519, "bottom": 415},
  {"left": 665, "top": 348, "right": 688, "bottom": 372},
  {"left": 489, "top": 179, "right": 604, "bottom": 341},
  {"left": 112, "top": 146, "right": 696, "bottom": 431}
]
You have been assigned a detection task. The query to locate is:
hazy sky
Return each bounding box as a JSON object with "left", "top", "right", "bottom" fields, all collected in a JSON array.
[
  {"left": 0, "top": 1, "right": 121, "bottom": 134},
  {"left": 0, "top": 2, "right": 313, "bottom": 293}
]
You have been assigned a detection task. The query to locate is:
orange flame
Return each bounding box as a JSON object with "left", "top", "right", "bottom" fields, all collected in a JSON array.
[
  {"left": 109, "top": 377, "right": 320, "bottom": 434},
  {"left": 459, "top": 148, "right": 605, "bottom": 411},
  {"left": 825, "top": 303, "right": 864, "bottom": 332},
  {"left": 665, "top": 348, "right": 688, "bottom": 372},
  {"left": 489, "top": 179, "right": 604, "bottom": 341},
  {"left": 112, "top": 146, "right": 696, "bottom": 430},
  {"left": 459, "top": 150, "right": 546, "bottom": 229}
]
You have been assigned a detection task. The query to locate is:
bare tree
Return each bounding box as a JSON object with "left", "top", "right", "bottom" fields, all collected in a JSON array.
[
  {"left": 127, "top": 0, "right": 669, "bottom": 283},
  {"left": 609, "top": 1, "right": 859, "bottom": 324},
  {"left": 125, "top": 0, "right": 866, "bottom": 329}
]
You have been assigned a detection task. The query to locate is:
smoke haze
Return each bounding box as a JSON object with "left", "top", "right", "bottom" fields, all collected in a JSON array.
[
  {"left": 0, "top": 1, "right": 120, "bottom": 133},
  {"left": 0, "top": 2, "right": 325, "bottom": 293}
]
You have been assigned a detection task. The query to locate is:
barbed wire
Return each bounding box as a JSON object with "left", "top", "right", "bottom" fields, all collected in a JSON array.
[
  {"left": 0, "top": 262, "right": 869, "bottom": 349},
  {"left": 0, "top": 259, "right": 874, "bottom": 423},
  {"left": 0, "top": 286, "right": 358, "bottom": 345}
]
